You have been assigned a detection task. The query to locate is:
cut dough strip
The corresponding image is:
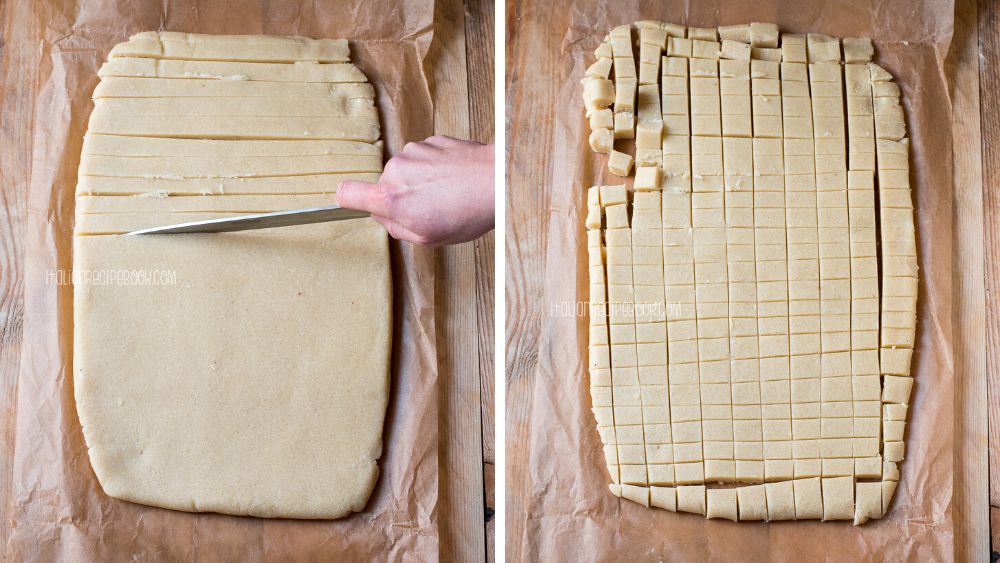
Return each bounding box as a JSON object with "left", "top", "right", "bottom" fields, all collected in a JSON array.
[
  {"left": 76, "top": 194, "right": 338, "bottom": 214},
  {"left": 93, "top": 77, "right": 374, "bottom": 99},
  {"left": 109, "top": 32, "right": 350, "bottom": 63},
  {"left": 75, "top": 211, "right": 259, "bottom": 234},
  {"left": 79, "top": 154, "right": 383, "bottom": 178},
  {"left": 86, "top": 113, "right": 380, "bottom": 142},
  {"left": 99, "top": 58, "right": 367, "bottom": 83},
  {"left": 76, "top": 173, "right": 379, "bottom": 196},
  {"left": 82, "top": 135, "right": 382, "bottom": 158},
  {"left": 94, "top": 96, "right": 376, "bottom": 118}
]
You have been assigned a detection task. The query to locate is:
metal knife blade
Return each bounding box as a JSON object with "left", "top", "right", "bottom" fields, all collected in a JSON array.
[{"left": 124, "top": 205, "right": 370, "bottom": 235}]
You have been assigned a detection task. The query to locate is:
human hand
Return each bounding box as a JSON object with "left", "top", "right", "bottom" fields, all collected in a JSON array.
[{"left": 336, "top": 135, "right": 495, "bottom": 247}]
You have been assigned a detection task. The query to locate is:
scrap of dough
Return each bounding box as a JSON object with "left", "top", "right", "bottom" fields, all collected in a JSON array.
[
  {"left": 99, "top": 58, "right": 368, "bottom": 83},
  {"left": 75, "top": 174, "right": 380, "bottom": 196},
  {"left": 93, "top": 77, "right": 374, "bottom": 99},
  {"left": 73, "top": 222, "right": 391, "bottom": 518},
  {"left": 85, "top": 113, "right": 381, "bottom": 142},
  {"left": 110, "top": 32, "right": 351, "bottom": 63},
  {"left": 94, "top": 96, "right": 376, "bottom": 117},
  {"left": 79, "top": 154, "right": 383, "bottom": 178}
]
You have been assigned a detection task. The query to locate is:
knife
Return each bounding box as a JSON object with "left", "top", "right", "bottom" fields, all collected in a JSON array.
[{"left": 125, "top": 205, "right": 370, "bottom": 235}]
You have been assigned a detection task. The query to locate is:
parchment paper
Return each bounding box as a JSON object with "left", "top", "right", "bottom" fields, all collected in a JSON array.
[
  {"left": 514, "top": 0, "right": 956, "bottom": 559},
  {"left": 6, "top": 1, "right": 441, "bottom": 560}
]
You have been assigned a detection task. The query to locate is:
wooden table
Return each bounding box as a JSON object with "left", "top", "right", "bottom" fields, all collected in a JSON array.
[
  {"left": 0, "top": 0, "right": 495, "bottom": 560},
  {"left": 434, "top": 0, "right": 496, "bottom": 560},
  {"left": 505, "top": 0, "right": 993, "bottom": 560}
]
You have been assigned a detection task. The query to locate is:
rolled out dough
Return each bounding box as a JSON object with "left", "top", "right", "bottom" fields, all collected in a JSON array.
[
  {"left": 74, "top": 32, "right": 391, "bottom": 519},
  {"left": 74, "top": 222, "right": 391, "bottom": 518}
]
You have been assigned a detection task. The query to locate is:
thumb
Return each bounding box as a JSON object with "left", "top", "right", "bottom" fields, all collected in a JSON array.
[{"left": 336, "top": 180, "right": 388, "bottom": 215}]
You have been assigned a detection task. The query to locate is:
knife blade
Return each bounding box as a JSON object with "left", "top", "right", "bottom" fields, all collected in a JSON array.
[{"left": 124, "top": 205, "right": 370, "bottom": 235}]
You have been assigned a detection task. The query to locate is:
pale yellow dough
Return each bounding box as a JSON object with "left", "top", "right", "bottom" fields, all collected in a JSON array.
[
  {"left": 584, "top": 21, "right": 916, "bottom": 524},
  {"left": 74, "top": 222, "right": 391, "bottom": 519},
  {"left": 75, "top": 33, "right": 391, "bottom": 519}
]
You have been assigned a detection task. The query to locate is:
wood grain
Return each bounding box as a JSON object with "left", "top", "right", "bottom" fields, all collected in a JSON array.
[
  {"left": 465, "top": 0, "right": 496, "bottom": 559},
  {"left": 504, "top": 0, "right": 565, "bottom": 559},
  {"left": 0, "top": 0, "right": 37, "bottom": 551},
  {"left": 980, "top": 0, "right": 1000, "bottom": 513},
  {"left": 952, "top": 0, "right": 990, "bottom": 560},
  {"left": 430, "top": 0, "right": 490, "bottom": 560},
  {"left": 979, "top": 0, "right": 1000, "bottom": 557}
]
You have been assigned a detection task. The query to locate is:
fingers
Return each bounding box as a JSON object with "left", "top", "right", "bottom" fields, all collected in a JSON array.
[
  {"left": 370, "top": 214, "right": 436, "bottom": 247},
  {"left": 336, "top": 179, "right": 395, "bottom": 217}
]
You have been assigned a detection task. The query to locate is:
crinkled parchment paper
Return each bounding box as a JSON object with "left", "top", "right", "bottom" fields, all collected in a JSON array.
[
  {"left": 512, "top": 0, "right": 955, "bottom": 559},
  {"left": 6, "top": 0, "right": 441, "bottom": 560}
]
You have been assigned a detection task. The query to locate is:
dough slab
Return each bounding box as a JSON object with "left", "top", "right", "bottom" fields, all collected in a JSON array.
[
  {"left": 583, "top": 23, "right": 915, "bottom": 525},
  {"left": 74, "top": 32, "right": 391, "bottom": 519}
]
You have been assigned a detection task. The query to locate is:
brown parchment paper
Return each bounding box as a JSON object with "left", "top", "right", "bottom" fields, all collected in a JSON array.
[
  {"left": 6, "top": 1, "right": 442, "bottom": 560},
  {"left": 512, "top": 0, "right": 955, "bottom": 559}
]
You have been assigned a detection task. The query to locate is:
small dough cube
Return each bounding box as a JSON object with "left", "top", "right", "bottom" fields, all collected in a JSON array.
[
  {"left": 822, "top": 476, "right": 854, "bottom": 520},
  {"left": 600, "top": 184, "right": 627, "bottom": 206},
  {"left": 635, "top": 119, "right": 663, "bottom": 148},
  {"left": 782, "top": 43, "right": 808, "bottom": 64},
  {"left": 808, "top": 35, "right": 841, "bottom": 62},
  {"left": 721, "top": 40, "right": 751, "bottom": 60},
  {"left": 589, "top": 128, "right": 614, "bottom": 154},
  {"left": 752, "top": 47, "right": 782, "bottom": 62},
  {"left": 853, "top": 481, "right": 883, "bottom": 525},
  {"left": 586, "top": 57, "right": 613, "bottom": 79},
  {"left": 719, "top": 24, "right": 751, "bottom": 43},
  {"left": 583, "top": 78, "right": 615, "bottom": 111},
  {"left": 882, "top": 375, "right": 913, "bottom": 405},
  {"left": 750, "top": 23, "right": 779, "bottom": 48},
  {"left": 688, "top": 26, "right": 718, "bottom": 41},
  {"left": 640, "top": 26, "right": 669, "bottom": 50},
  {"left": 634, "top": 166, "right": 662, "bottom": 191},
  {"left": 608, "top": 150, "right": 634, "bottom": 177},
  {"left": 706, "top": 488, "right": 738, "bottom": 521},
  {"left": 622, "top": 484, "right": 651, "bottom": 506},
  {"left": 614, "top": 112, "right": 636, "bottom": 139},
  {"left": 884, "top": 441, "right": 906, "bottom": 463},
  {"left": 604, "top": 203, "right": 629, "bottom": 229},
  {"left": 614, "top": 57, "right": 637, "bottom": 80},
  {"left": 615, "top": 78, "right": 638, "bottom": 112},
  {"left": 667, "top": 37, "right": 693, "bottom": 58},
  {"left": 737, "top": 485, "right": 767, "bottom": 521},
  {"left": 794, "top": 477, "right": 823, "bottom": 519},
  {"left": 765, "top": 480, "right": 795, "bottom": 520},
  {"left": 692, "top": 40, "right": 721, "bottom": 60},
  {"left": 590, "top": 108, "right": 614, "bottom": 130},
  {"left": 677, "top": 485, "right": 707, "bottom": 514},
  {"left": 881, "top": 347, "right": 913, "bottom": 375},
  {"left": 843, "top": 37, "right": 874, "bottom": 63},
  {"left": 882, "top": 480, "right": 898, "bottom": 514},
  {"left": 650, "top": 486, "right": 678, "bottom": 511}
]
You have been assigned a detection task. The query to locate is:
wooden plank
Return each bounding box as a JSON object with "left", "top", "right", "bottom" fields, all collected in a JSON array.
[
  {"left": 504, "top": 0, "right": 559, "bottom": 559},
  {"left": 980, "top": 0, "right": 1000, "bottom": 515},
  {"left": 0, "top": 0, "right": 37, "bottom": 551},
  {"left": 463, "top": 0, "right": 496, "bottom": 560},
  {"left": 992, "top": 506, "right": 1000, "bottom": 557},
  {"left": 952, "top": 0, "right": 991, "bottom": 559},
  {"left": 430, "top": 0, "right": 486, "bottom": 560}
]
